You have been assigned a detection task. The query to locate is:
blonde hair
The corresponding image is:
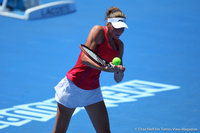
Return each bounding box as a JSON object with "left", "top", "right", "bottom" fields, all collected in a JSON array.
[{"left": 105, "top": 7, "right": 126, "bottom": 20}]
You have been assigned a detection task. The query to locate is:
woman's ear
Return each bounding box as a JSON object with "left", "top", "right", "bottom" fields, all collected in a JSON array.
[{"left": 106, "top": 22, "right": 112, "bottom": 27}]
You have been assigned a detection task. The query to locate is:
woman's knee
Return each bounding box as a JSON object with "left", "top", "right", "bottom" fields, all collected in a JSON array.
[{"left": 85, "top": 101, "right": 111, "bottom": 133}]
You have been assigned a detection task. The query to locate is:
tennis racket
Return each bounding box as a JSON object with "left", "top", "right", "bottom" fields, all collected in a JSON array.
[{"left": 79, "top": 44, "right": 112, "bottom": 68}]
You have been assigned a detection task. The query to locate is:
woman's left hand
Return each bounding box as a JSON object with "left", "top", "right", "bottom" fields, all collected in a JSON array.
[{"left": 109, "top": 63, "right": 125, "bottom": 74}]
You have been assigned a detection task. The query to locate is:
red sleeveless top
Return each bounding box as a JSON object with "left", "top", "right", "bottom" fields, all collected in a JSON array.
[{"left": 66, "top": 26, "right": 119, "bottom": 90}]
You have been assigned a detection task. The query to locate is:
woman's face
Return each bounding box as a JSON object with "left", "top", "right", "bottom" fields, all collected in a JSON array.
[{"left": 107, "top": 23, "right": 125, "bottom": 39}]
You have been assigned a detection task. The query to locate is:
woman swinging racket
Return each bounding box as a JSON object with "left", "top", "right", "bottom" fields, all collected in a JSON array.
[{"left": 53, "top": 6, "right": 128, "bottom": 133}]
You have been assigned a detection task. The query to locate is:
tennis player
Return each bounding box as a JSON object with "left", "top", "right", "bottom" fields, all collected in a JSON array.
[{"left": 53, "top": 7, "right": 128, "bottom": 133}]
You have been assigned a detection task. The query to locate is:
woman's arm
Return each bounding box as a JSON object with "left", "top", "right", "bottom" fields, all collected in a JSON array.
[
  {"left": 81, "top": 25, "right": 120, "bottom": 73},
  {"left": 114, "top": 39, "right": 126, "bottom": 83}
]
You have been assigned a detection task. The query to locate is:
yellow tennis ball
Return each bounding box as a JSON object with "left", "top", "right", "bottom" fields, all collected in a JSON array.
[{"left": 112, "top": 57, "right": 121, "bottom": 66}]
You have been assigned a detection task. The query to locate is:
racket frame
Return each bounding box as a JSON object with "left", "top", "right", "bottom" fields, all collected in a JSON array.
[{"left": 79, "top": 44, "right": 112, "bottom": 68}]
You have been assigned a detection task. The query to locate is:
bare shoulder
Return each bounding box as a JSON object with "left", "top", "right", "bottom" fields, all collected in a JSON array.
[
  {"left": 93, "top": 25, "right": 104, "bottom": 30},
  {"left": 86, "top": 25, "right": 104, "bottom": 47},
  {"left": 90, "top": 25, "right": 104, "bottom": 35},
  {"left": 88, "top": 25, "right": 104, "bottom": 44}
]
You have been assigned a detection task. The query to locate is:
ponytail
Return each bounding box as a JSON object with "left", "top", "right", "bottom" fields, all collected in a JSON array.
[{"left": 105, "top": 7, "right": 126, "bottom": 20}]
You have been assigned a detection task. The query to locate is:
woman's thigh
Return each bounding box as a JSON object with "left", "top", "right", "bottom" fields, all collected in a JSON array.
[
  {"left": 53, "top": 103, "right": 75, "bottom": 133},
  {"left": 85, "top": 101, "right": 111, "bottom": 133}
]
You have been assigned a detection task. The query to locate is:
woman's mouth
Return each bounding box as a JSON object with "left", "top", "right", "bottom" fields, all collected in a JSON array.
[{"left": 115, "top": 34, "right": 120, "bottom": 37}]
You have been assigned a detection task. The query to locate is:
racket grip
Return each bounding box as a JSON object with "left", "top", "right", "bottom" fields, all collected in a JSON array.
[{"left": 108, "top": 63, "right": 113, "bottom": 68}]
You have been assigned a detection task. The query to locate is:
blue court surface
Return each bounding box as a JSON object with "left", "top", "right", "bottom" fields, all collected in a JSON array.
[{"left": 0, "top": 0, "right": 200, "bottom": 133}]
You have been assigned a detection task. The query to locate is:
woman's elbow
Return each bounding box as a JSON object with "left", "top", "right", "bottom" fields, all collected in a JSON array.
[
  {"left": 81, "top": 54, "right": 88, "bottom": 65},
  {"left": 114, "top": 73, "right": 124, "bottom": 83}
]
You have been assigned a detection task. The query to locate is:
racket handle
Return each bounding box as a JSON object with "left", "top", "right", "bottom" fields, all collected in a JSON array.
[{"left": 107, "top": 63, "right": 113, "bottom": 68}]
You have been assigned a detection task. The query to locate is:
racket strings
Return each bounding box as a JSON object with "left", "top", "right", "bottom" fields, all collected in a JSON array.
[{"left": 81, "top": 45, "right": 106, "bottom": 67}]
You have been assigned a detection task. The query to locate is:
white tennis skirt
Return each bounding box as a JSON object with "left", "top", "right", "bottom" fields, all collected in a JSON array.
[{"left": 54, "top": 77, "right": 103, "bottom": 108}]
